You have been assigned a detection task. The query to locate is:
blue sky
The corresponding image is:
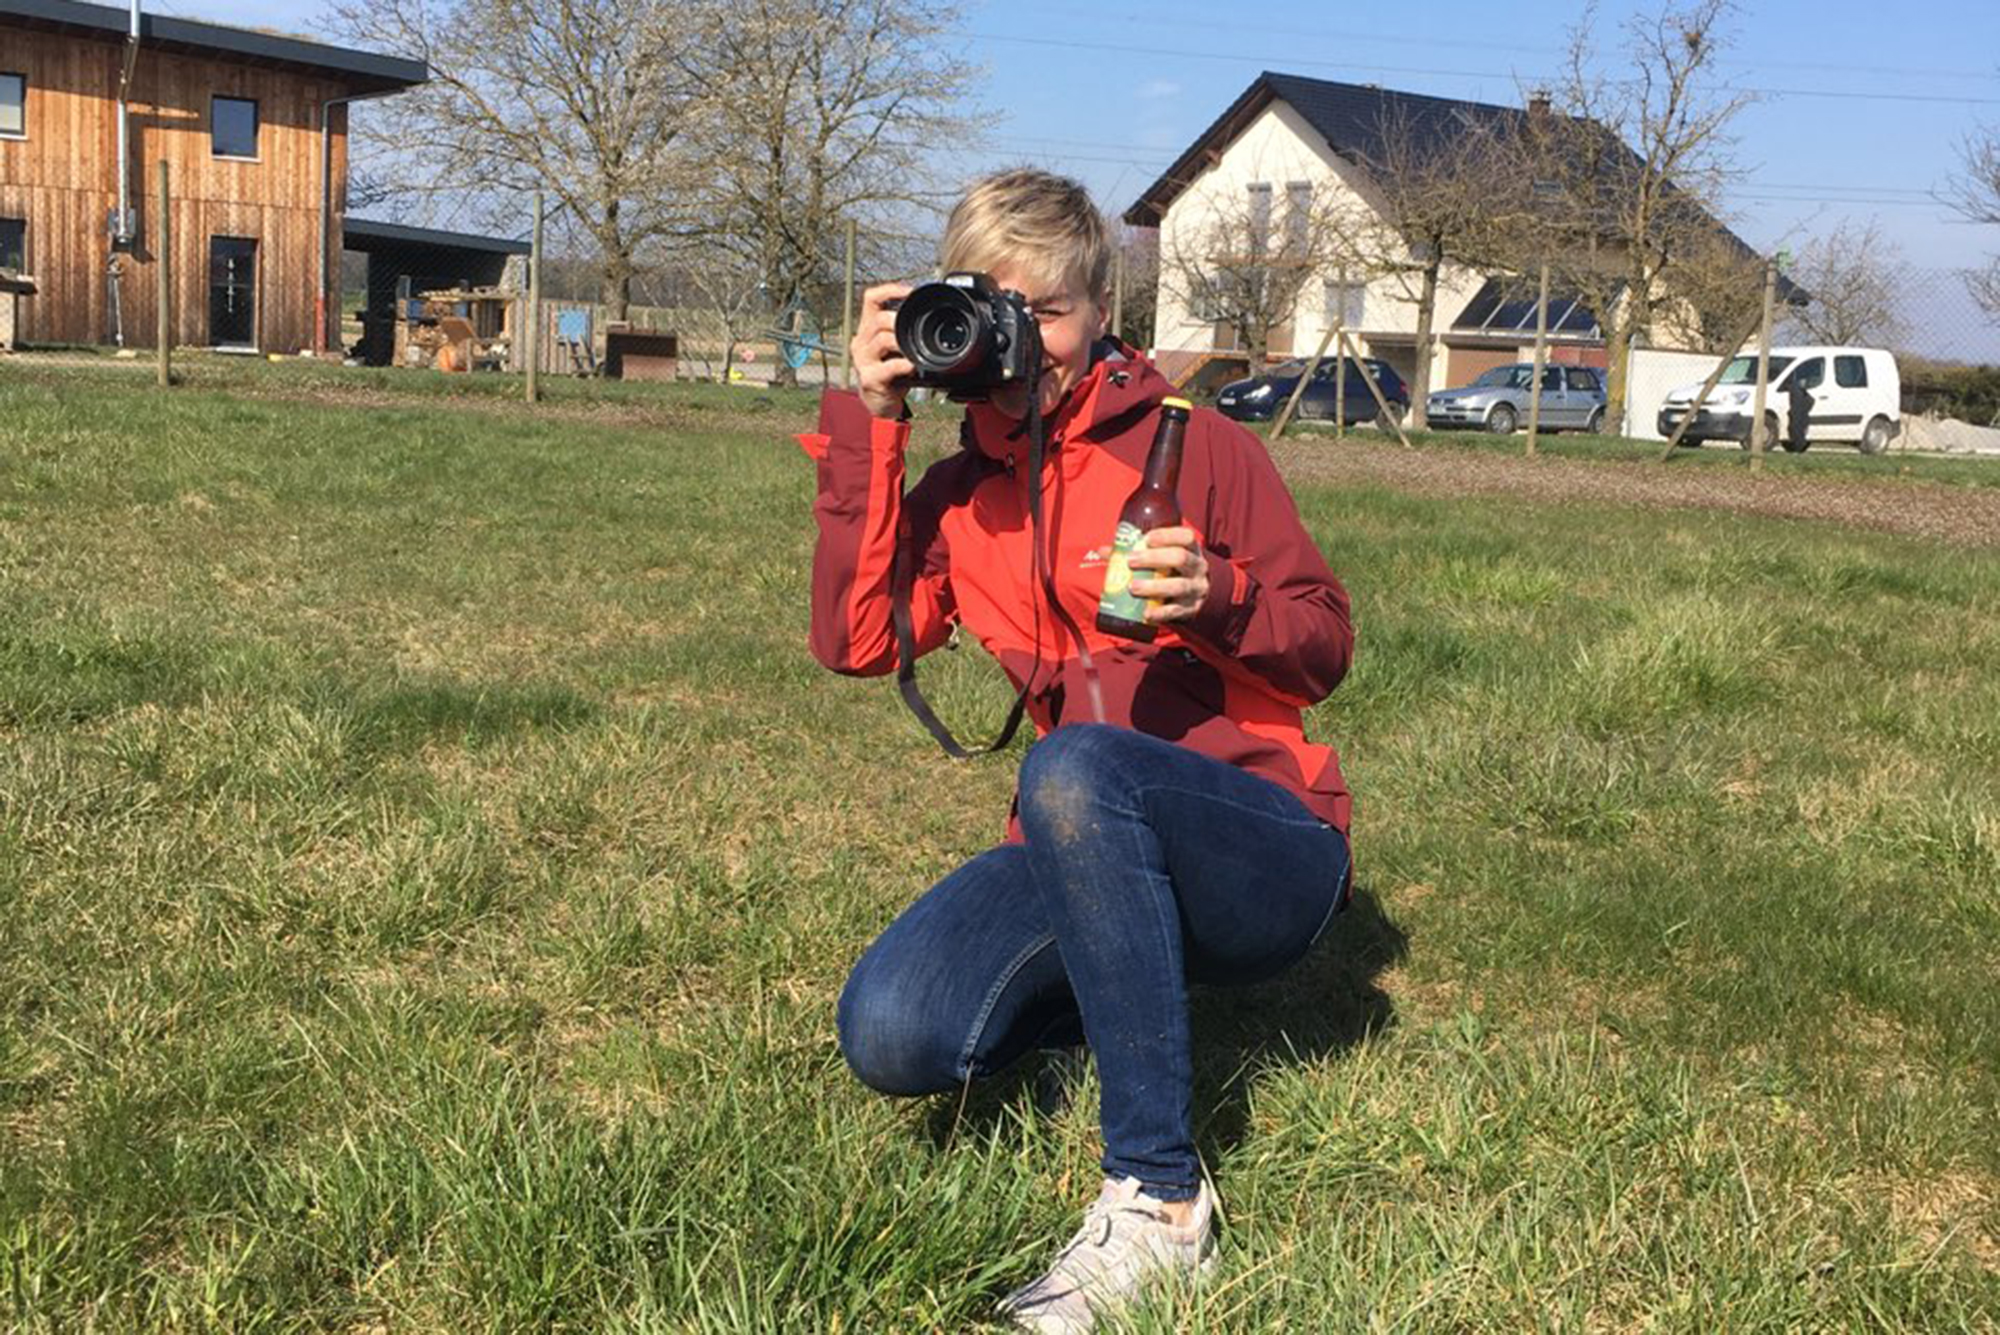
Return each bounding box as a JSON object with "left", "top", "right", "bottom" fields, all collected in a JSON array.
[{"left": 155, "top": 0, "right": 2000, "bottom": 357}]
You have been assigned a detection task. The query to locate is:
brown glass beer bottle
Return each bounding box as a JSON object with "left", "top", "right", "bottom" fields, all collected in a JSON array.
[{"left": 1096, "top": 396, "right": 1192, "bottom": 642}]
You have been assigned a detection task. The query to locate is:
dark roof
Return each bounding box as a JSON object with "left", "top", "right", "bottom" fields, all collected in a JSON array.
[
  {"left": 343, "top": 218, "right": 531, "bottom": 256},
  {"left": 1125, "top": 71, "right": 1808, "bottom": 307},
  {"left": 0, "top": 0, "right": 428, "bottom": 94},
  {"left": 1124, "top": 72, "right": 1539, "bottom": 227}
]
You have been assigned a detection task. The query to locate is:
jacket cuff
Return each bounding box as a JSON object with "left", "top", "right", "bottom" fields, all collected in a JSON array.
[
  {"left": 1185, "top": 555, "right": 1255, "bottom": 652},
  {"left": 817, "top": 387, "right": 912, "bottom": 454}
]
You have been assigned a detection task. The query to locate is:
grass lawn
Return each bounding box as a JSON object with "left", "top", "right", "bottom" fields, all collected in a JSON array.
[{"left": 2, "top": 361, "right": 1997, "bottom": 1331}]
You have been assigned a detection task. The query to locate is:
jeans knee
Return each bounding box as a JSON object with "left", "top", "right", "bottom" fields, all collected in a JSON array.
[
  {"left": 836, "top": 961, "right": 959, "bottom": 1098},
  {"left": 1019, "top": 725, "right": 1127, "bottom": 847}
]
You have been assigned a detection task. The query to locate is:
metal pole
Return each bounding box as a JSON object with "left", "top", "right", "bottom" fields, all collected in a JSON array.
[
  {"left": 525, "top": 189, "right": 543, "bottom": 404},
  {"left": 1747, "top": 261, "right": 1777, "bottom": 472},
  {"left": 1525, "top": 256, "right": 1550, "bottom": 457},
  {"left": 841, "top": 216, "right": 856, "bottom": 389},
  {"left": 156, "top": 158, "right": 170, "bottom": 387}
]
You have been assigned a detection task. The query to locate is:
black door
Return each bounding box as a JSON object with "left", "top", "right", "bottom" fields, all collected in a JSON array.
[{"left": 209, "top": 237, "right": 257, "bottom": 348}]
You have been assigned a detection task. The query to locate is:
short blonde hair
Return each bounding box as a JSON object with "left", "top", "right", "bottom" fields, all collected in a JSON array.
[{"left": 940, "top": 168, "right": 1111, "bottom": 304}]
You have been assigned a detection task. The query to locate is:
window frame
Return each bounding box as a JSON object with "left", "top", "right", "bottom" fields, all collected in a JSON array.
[
  {"left": 0, "top": 72, "right": 26, "bottom": 140},
  {"left": 1323, "top": 273, "right": 1365, "bottom": 329},
  {"left": 0, "top": 217, "right": 25, "bottom": 274},
  {"left": 210, "top": 95, "right": 261, "bottom": 161}
]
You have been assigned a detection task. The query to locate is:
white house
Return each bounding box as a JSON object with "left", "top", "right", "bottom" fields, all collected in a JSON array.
[{"left": 1124, "top": 73, "right": 1768, "bottom": 396}]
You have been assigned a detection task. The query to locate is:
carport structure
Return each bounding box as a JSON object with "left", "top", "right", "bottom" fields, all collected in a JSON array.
[{"left": 340, "top": 218, "right": 529, "bottom": 366}]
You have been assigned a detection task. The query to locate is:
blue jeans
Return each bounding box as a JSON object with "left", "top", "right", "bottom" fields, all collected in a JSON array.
[{"left": 837, "top": 724, "right": 1350, "bottom": 1200}]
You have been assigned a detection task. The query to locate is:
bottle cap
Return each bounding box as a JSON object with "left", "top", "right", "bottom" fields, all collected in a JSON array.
[{"left": 1161, "top": 396, "right": 1192, "bottom": 412}]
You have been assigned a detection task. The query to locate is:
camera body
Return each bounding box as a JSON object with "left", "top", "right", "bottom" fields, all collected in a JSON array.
[{"left": 892, "top": 272, "right": 1041, "bottom": 400}]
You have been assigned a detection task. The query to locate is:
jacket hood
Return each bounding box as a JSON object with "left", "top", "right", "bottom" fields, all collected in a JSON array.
[{"left": 963, "top": 340, "right": 1176, "bottom": 463}]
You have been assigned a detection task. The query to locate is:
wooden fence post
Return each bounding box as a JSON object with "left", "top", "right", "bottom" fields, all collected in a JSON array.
[
  {"left": 525, "top": 189, "right": 543, "bottom": 404},
  {"left": 156, "top": 159, "right": 171, "bottom": 388},
  {"left": 1525, "top": 257, "right": 1550, "bottom": 457},
  {"left": 1747, "top": 261, "right": 1777, "bottom": 472}
]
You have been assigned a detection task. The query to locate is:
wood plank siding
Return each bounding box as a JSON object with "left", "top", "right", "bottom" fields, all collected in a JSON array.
[{"left": 0, "top": 24, "right": 360, "bottom": 351}]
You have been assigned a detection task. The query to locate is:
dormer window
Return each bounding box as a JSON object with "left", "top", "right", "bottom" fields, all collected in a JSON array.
[{"left": 212, "top": 96, "right": 258, "bottom": 159}]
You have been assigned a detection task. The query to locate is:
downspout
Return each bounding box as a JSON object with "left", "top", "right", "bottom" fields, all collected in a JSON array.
[
  {"left": 116, "top": 0, "right": 140, "bottom": 244},
  {"left": 317, "top": 88, "right": 401, "bottom": 355},
  {"left": 109, "top": 0, "right": 140, "bottom": 346}
]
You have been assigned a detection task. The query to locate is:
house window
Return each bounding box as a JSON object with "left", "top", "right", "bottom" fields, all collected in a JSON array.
[
  {"left": 0, "top": 73, "right": 25, "bottom": 138},
  {"left": 1324, "top": 274, "right": 1365, "bottom": 328},
  {"left": 1246, "top": 182, "right": 1273, "bottom": 255},
  {"left": 212, "top": 96, "right": 259, "bottom": 159},
  {"left": 1834, "top": 355, "right": 1867, "bottom": 388},
  {"left": 0, "top": 218, "right": 24, "bottom": 273},
  {"left": 1284, "top": 181, "right": 1312, "bottom": 254}
]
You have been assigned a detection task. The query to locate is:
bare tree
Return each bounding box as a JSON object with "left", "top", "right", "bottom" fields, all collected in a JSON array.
[
  {"left": 322, "top": 0, "right": 707, "bottom": 320},
  {"left": 1946, "top": 129, "right": 2000, "bottom": 316},
  {"left": 1158, "top": 177, "right": 1350, "bottom": 366},
  {"left": 690, "top": 0, "right": 975, "bottom": 386},
  {"left": 1334, "top": 105, "right": 1515, "bottom": 427},
  {"left": 1778, "top": 220, "right": 1908, "bottom": 346},
  {"left": 1526, "top": 0, "right": 1753, "bottom": 423},
  {"left": 1113, "top": 224, "right": 1159, "bottom": 352}
]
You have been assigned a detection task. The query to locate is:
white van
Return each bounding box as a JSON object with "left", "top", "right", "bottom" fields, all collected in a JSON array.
[{"left": 1657, "top": 346, "right": 1901, "bottom": 454}]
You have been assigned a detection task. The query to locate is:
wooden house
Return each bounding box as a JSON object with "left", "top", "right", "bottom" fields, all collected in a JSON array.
[{"left": 0, "top": 0, "right": 426, "bottom": 353}]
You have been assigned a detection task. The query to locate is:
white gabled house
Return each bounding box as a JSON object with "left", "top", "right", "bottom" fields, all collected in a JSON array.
[{"left": 1124, "top": 72, "right": 1775, "bottom": 396}]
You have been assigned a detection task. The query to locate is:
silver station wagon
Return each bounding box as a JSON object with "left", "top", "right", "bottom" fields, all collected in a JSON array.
[{"left": 1426, "top": 364, "right": 1609, "bottom": 435}]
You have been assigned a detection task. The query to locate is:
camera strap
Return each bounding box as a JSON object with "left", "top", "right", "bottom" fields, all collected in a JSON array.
[{"left": 888, "top": 388, "right": 1105, "bottom": 759}]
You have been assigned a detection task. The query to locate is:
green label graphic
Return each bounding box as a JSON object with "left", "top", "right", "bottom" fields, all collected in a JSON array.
[{"left": 1097, "top": 521, "right": 1150, "bottom": 623}]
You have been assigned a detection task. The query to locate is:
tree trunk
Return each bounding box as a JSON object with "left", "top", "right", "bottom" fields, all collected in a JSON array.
[
  {"left": 1409, "top": 260, "right": 1440, "bottom": 430},
  {"left": 1246, "top": 319, "right": 1268, "bottom": 367},
  {"left": 600, "top": 267, "right": 631, "bottom": 325},
  {"left": 1603, "top": 309, "right": 1635, "bottom": 429}
]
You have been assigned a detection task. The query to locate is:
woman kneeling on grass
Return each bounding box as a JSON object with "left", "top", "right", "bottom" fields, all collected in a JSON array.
[{"left": 798, "top": 169, "right": 1355, "bottom": 1332}]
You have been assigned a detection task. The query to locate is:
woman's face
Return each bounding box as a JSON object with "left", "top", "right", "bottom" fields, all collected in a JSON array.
[{"left": 987, "top": 263, "right": 1106, "bottom": 421}]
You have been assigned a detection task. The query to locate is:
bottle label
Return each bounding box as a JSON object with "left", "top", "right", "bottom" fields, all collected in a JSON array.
[{"left": 1097, "top": 521, "right": 1151, "bottom": 624}]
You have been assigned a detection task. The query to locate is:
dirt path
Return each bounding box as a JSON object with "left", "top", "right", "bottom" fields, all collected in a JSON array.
[{"left": 1273, "top": 438, "right": 2000, "bottom": 549}]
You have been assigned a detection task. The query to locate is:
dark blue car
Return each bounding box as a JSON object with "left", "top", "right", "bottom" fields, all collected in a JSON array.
[{"left": 1215, "top": 357, "right": 1410, "bottom": 425}]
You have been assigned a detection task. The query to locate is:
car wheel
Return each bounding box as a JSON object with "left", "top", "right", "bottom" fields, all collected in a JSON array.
[
  {"left": 1740, "top": 412, "right": 1779, "bottom": 451},
  {"left": 1585, "top": 406, "right": 1606, "bottom": 435},
  {"left": 1858, "top": 415, "right": 1893, "bottom": 455},
  {"left": 1486, "top": 403, "right": 1517, "bottom": 434}
]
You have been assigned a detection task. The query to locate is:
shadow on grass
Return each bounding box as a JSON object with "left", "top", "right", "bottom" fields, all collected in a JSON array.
[{"left": 917, "top": 884, "right": 1409, "bottom": 1164}]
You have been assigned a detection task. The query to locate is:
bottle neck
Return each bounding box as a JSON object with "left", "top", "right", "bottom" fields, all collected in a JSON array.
[{"left": 1141, "top": 420, "right": 1185, "bottom": 492}]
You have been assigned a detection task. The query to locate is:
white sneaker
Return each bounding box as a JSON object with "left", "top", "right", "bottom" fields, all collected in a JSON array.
[{"left": 998, "top": 1176, "right": 1217, "bottom": 1333}]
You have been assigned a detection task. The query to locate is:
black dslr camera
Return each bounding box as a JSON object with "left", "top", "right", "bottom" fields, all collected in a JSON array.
[{"left": 892, "top": 272, "right": 1041, "bottom": 400}]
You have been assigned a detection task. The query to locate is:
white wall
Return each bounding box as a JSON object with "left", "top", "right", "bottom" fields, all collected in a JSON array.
[{"left": 1624, "top": 347, "right": 1723, "bottom": 440}]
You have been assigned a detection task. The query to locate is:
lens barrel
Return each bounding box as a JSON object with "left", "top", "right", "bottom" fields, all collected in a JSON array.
[{"left": 895, "top": 284, "right": 989, "bottom": 379}]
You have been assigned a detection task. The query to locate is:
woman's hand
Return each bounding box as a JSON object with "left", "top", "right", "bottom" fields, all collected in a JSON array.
[
  {"left": 1126, "top": 526, "right": 1209, "bottom": 624},
  {"left": 853, "top": 283, "right": 916, "bottom": 420}
]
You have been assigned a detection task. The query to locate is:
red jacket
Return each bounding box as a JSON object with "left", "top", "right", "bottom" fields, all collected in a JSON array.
[{"left": 798, "top": 351, "right": 1353, "bottom": 840}]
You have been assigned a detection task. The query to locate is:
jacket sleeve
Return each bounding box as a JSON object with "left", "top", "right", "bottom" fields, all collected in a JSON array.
[
  {"left": 800, "top": 389, "right": 956, "bottom": 677},
  {"left": 1179, "top": 412, "right": 1353, "bottom": 706}
]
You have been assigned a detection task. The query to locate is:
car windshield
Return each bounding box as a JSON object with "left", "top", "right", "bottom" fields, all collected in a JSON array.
[
  {"left": 1716, "top": 355, "right": 1795, "bottom": 385},
  {"left": 1472, "top": 366, "right": 1534, "bottom": 389}
]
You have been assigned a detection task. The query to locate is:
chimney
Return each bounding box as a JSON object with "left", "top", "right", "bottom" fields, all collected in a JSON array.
[{"left": 1528, "top": 88, "right": 1551, "bottom": 121}]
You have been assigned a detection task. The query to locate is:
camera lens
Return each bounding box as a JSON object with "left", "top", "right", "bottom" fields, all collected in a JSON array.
[
  {"left": 895, "top": 283, "right": 988, "bottom": 378},
  {"left": 928, "top": 309, "right": 971, "bottom": 356}
]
